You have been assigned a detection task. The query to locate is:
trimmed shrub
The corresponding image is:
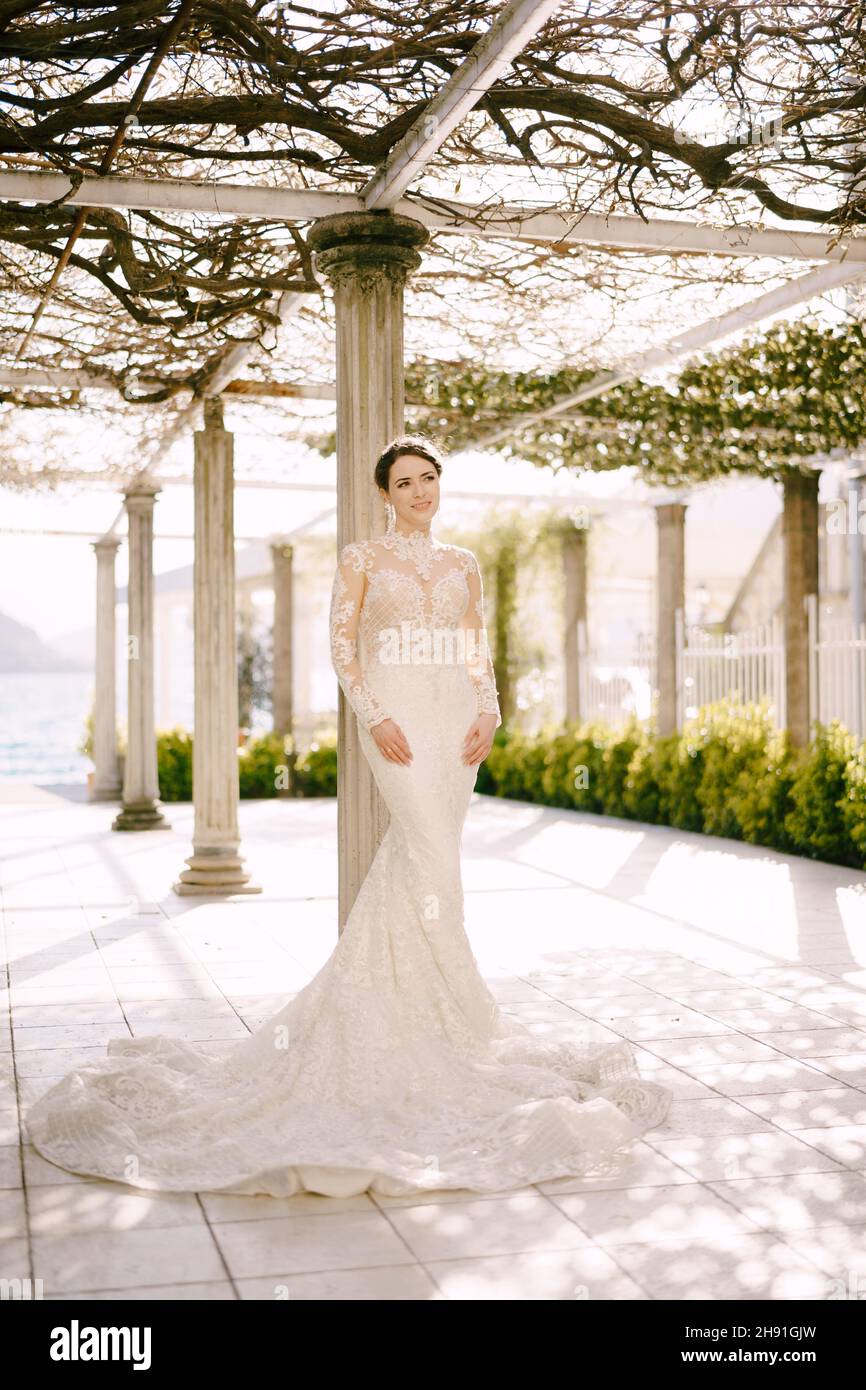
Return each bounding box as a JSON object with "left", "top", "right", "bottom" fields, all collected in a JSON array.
[
  {"left": 154, "top": 728, "right": 336, "bottom": 800},
  {"left": 622, "top": 733, "right": 675, "bottom": 825},
  {"left": 485, "top": 729, "right": 547, "bottom": 802},
  {"left": 662, "top": 730, "right": 705, "bottom": 833},
  {"left": 596, "top": 720, "right": 643, "bottom": 819},
  {"left": 238, "top": 732, "right": 290, "bottom": 798},
  {"left": 294, "top": 736, "right": 337, "bottom": 797},
  {"left": 692, "top": 701, "right": 784, "bottom": 843},
  {"left": 156, "top": 727, "right": 193, "bottom": 802},
  {"left": 152, "top": 705, "right": 866, "bottom": 871},
  {"left": 728, "top": 729, "right": 796, "bottom": 851},
  {"left": 474, "top": 726, "right": 508, "bottom": 795},
  {"left": 474, "top": 702, "right": 866, "bottom": 870},
  {"left": 784, "top": 721, "right": 860, "bottom": 866},
  {"left": 840, "top": 741, "right": 866, "bottom": 862}
]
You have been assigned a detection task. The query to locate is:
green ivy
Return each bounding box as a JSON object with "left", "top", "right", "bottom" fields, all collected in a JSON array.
[{"left": 393, "top": 317, "right": 866, "bottom": 486}]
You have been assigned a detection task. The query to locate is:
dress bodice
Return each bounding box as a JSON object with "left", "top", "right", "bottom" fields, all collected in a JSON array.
[
  {"left": 329, "top": 529, "right": 502, "bottom": 731},
  {"left": 347, "top": 533, "right": 475, "bottom": 646}
]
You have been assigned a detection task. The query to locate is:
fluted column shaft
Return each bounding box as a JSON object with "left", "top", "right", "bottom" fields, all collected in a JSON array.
[
  {"left": 307, "top": 211, "right": 428, "bottom": 932},
  {"left": 783, "top": 469, "right": 820, "bottom": 748},
  {"left": 271, "top": 541, "right": 294, "bottom": 737},
  {"left": 113, "top": 486, "right": 167, "bottom": 830},
  {"left": 562, "top": 525, "right": 588, "bottom": 724},
  {"left": 90, "top": 536, "right": 122, "bottom": 800},
  {"left": 656, "top": 503, "right": 686, "bottom": 738},
  {"left": 174, "top": 398, "right": 259, "bottom": 894}
]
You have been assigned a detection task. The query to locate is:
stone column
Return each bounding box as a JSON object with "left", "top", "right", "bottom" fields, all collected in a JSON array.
[
  {"left": 158, "top": 601, "right": 174, "bottom": 729},
  {"left": 90, "top": 535, "right": 122, "bottom": 800},
  {"left": 656, "top": 503, "right": 686, "bottom": 737},
  {"left": 271, "top": 541, "right": 294, "bottom": 736},
  {"left": 113, "top": 486, "right": 167, "bottom": 830},
  {"left": 783, "top": 468, "right": 820, "bottom": 748},
  {"left": 175, "top": 398, "right": 260, "bottom": 894},
  {"left": 307, "top": 211, "right": 428, "bottom": 932},
  {"left": 562, "top": 524, "right": 588, "bottom": 724},
  {"left": 237, "top": 586, "right": 255, "bottom": 733},
  {"left": 294, "top": 574, "right": 313, "bottom": 748},
  {"left": 847, "top": 468, "right": 866, "bottom": 630},
  {"left": 848, "top": 466, "right": 866, "bottom": 743}
]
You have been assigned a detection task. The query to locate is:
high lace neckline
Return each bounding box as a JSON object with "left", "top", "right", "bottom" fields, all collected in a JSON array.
[
  {"left": 380, "top": 526, "right": 439, "bottom": 548},
  {"left": 377, "top": 525, "right": 442, "bottom": 579}
]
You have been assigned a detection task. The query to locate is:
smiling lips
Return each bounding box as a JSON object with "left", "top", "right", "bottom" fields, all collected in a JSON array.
[{"left": 413, "top": 501, "right": 431, "bottom": 509}]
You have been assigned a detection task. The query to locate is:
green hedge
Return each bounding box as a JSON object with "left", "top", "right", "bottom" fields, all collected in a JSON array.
[
  {"left": 479, "top": 701, "right": 866, "bottom": 870},
  {"left": 155, "top": 705, "right": 866, "bottom": 871},
  {"left": 293, "top": 737, "right": 337, "bottom": 798},
  {"left": 155, "top": 729, "right": 337, "bottom": 801},
  {"left": 156, "top": 728, "right": 193, "bottom": 802}
]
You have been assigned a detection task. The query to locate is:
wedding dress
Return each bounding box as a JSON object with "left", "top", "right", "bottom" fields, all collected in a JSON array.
[{"left": 25, "top": 526, "right": 671, "bottom": 1198}]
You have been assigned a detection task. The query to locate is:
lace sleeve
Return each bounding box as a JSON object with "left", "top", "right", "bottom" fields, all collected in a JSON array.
[
  {"left": 329, "top": 543, "right": 391, "bottom": 731},
  {"left": 459, "top": 551, "right": 502, "bottom": 729}
]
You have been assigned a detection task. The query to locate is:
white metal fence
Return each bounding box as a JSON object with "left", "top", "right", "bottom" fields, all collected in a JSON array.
[
  {"left": 677, "top": 611, "right": 786, "bottom": 728},
  {"left": 575, "top": 602, "right": 866, "bottom": 739},
  {"left": 807, "top": 595, "right": 866, "bottom": 741},
  {"left": 576, "top": 621, "right": 656, "bottom": 729}
]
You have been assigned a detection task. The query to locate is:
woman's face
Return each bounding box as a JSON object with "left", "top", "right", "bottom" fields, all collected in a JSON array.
[{"left": 381, "top": 453, "right": 440, "bottom": 530}]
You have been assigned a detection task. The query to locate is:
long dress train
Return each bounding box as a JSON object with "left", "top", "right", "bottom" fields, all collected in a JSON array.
[{"left": 25, "top": 527, "right": 672, "bottom": 1197}]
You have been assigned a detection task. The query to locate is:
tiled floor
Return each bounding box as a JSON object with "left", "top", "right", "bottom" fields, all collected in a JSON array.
[{"left": 2, "top": 781, "right": 866, "bottom": 1300}]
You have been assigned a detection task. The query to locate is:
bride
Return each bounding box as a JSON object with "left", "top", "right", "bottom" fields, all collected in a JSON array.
[{"left": 25, "top": 435, "right": 671, "bottom": 1198}]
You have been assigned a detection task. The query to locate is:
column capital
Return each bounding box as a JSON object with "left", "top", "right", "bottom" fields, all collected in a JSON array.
[
  {"left": 91, "top": 534, "right": 121, "bottom": 556},
  {"left": 123, "top": 482, "right": 159, "bottom": 509},
  {"left": 655, "top": 500, "right": 688, "bottom": 522},
  {"left": 552, "top": 512, "right": 591, "bottom": 541},
  {"left": 307, "top": 211, "right": 429, "bottom": 294},
  {"left": 782, "top": 466, "right": 821, "bottom": 498},
  {"left": 200, "top": 396, "right": 226, "bottom": 433}
]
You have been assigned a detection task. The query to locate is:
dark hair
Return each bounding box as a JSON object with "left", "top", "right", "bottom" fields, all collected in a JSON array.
[{"left": 374, "top": 434, "right": 444, "bottom": 495}]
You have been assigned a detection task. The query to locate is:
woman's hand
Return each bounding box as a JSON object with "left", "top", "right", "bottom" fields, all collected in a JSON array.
[
  {"left": 370, "top": 717, "right": 413, "bottom": 766},
  {"left": 461, "top": 712, "right": 497, "bottom": 766}
]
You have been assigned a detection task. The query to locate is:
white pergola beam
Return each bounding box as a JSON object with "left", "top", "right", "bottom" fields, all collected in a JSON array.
[
  {"left": 362, "top": 0, "right": 562, "bottom": 209},
  {"left": 13, "top": 474, "right": 642, "bottom": 510},
  {"left": 1, "top": 171, "right": 864, "bottom": 264},
  {"left": 0, "top": 368, "right": 337, "bottom": 397},
  {"left": 416, "top": 200, "right": 866, "bottom": 263},
  {"left": 0, "top": 373, "right": 816, "bottom": 435},
  {"left": 464, "top": 260, "right": 866, "bottom": 454},
  {"left": 0, "top": 368, "right": 120, "bottom": 391},
  {"left": 0, "top": 525, "right": 264, "bottom": 541}
]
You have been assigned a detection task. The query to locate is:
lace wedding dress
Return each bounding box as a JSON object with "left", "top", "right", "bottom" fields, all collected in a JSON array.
[{"left": 25, "top": 527, "right": 671, "bottom": 1198}]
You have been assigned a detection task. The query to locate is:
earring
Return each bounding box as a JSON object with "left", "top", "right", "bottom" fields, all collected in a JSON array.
[{"left": 384, "top": 499, "right": 396, "bottom": 533}]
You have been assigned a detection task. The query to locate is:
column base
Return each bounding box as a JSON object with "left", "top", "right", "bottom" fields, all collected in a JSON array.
[
  {"left": 112, "top": 801, "right": 170, "bottom": 831},
  {"left": 173, "top": 850, "right": 261, "bottom": 896}
]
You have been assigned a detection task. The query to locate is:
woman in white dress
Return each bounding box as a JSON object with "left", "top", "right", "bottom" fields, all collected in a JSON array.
[{"left": 25, "top": 436, "right": 671, "bottom": 1198}]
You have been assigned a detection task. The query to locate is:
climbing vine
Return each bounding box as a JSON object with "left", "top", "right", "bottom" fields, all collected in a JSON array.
[{"left": 403, "top": 315, "right": 866, "bottom": 486}]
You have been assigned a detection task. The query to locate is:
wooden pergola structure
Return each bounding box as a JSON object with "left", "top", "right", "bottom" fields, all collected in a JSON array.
[{"left": 1, "top": 1, "right": 863, "bottom": 926}]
